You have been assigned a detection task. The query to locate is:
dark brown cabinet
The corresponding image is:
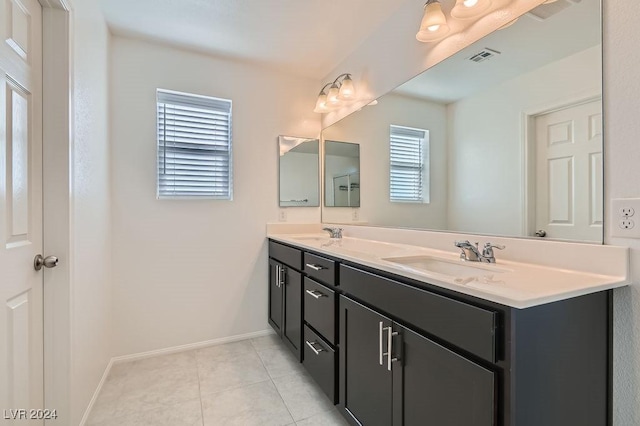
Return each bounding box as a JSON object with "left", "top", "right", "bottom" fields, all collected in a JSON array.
[
  {"left": 268, "top": 241, "right": 303, "bottom": 360},
  {"left": 267, "top": 238, "right": 612, "bottom": 426},
  {"left": 339, "top": 296, "right": 495, "bottom": 426},
  {"left": 268, "top": 258, "right": 284, "bottom": 335}
]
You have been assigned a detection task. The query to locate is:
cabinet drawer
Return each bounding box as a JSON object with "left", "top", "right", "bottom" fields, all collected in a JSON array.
[
  {"left": 303, "top": 325, "right": 336, "bottom": 403},
  {"left": 269, "top": 241, "right": 302, "bottom": 270},
  {"left": 303, "top": 252, "right": 336, "bottom": 286},
  {"left": 340, "top": 265, "right": 498, "bottom": 363},
  {"left": 304, "top": 278, "right": 336, "bottom": 345}
]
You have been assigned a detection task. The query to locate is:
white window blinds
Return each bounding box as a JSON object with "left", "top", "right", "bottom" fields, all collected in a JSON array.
[
  {"left": 389, "top": 125, "right": 429, "bottom": 203},
  {"left": 157, "top": 89, "right": 233, "bottom": 199}
]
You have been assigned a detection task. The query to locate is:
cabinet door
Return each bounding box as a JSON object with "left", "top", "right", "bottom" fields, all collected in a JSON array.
[
  {"left": 268, "top": 259, "right": 283, "bottom": 335},
  {"left": 395, "top": 325, "right": 496, "bottom": 426},
  {"left": 283, "top": 267, "right": 302, "bottom": 359},
  {"left": 339, "top": 296, "right": 393, "bottom": 426}
]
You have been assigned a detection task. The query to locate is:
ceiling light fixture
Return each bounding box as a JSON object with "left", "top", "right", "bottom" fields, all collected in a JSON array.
[
  {"left": 314, "top": 73, "right": 357, "bottom": 114},
  {"left": 451, "top": 0, "right": 492, "bottom": 19},
  {"left": 416, "top": 0, "right": 450, "bottom": 43}
]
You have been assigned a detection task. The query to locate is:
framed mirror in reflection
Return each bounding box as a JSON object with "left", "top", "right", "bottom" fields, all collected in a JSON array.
[
  {"left": 279, "top": 136, "right": 319, "bottom": 207},
  {"left": 321, "top": 0, "right": 602, "bottom": 243},
  {"left": 324, "top": 141, "right": 361, "bottom": 207}
]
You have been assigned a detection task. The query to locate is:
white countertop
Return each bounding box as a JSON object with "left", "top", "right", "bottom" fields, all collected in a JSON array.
[{"left": 268, "top": 232, "right": 629, "bottom": 309}]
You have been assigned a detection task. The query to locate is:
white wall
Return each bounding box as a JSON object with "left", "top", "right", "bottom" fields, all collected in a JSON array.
[
  {"left": 447, "top": 46, "right": 601, "bottom": 236},
  {"left": 322, "top": 0, "right": 640, "bottom": 423},
  {"left": 110, "top": 36, "right": 319, "bottom": 356},
  {"left": 323, "top": 93, "right": 448, "bottom": 229},
  {"left": 605, "top": 1, "right": 640, "bottom": 423},
  {"left": 280, "top": 152, "right": 319, "bottom": 207},
  {"left": 69, "top": 0, "right": 112, "bottom": 424}
]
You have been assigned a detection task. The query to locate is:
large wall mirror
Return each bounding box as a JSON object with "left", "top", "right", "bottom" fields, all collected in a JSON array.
[
  {"left": 279, "top": 136, "right": 319, "bottom": 207},
  {"left": 322, "top": 0, "right": 602, "bottom": 243}
]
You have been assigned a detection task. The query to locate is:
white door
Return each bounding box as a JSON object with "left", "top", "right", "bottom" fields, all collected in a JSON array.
[
  {"left": 0, "top": 0, "right": 45, "bottom": 423},
  {"left": 535, "top": 99, "right": 603, "bottom": 242}
]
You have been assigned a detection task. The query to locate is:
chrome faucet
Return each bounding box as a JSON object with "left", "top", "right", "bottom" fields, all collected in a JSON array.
[
  {"left": 455, "top": 240, "right": 505, "bottom": 263},
  {"left": 455, "top": 241, "right": 481, "bottom": 261},
  {"left": 323, "top": 227, "right": 343, "bottom": 239}
]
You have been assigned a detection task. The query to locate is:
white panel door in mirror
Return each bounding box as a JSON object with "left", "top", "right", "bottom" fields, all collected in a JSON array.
[
  {"left": 4, "top": 0, "right": 31, "bottom": 61},
  {"left": 535, "top": 99, "right": 602, "bottom": 242}
]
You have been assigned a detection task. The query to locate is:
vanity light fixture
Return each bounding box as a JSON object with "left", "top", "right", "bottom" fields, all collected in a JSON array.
[
  {"left": 314, "top": 73, "right": 357, "bottom": 113},
  {"left": 416, "top": 0, "right": 450, "bottom": 42},
  {"left": 451, "top": 0, "right": 491, "bottom": 19}
]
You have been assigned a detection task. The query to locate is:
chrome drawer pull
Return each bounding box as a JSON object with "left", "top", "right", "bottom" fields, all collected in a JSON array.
[
  {"left": 305, "top": 289, "right": 328, "bottom": 299},
  {"left": 305, "top": 263, "right": 326, "bottom": 271},
  {"left": 379, "top": 322, "right": 384, "bottom": 366},
  {"left": 384, "top": 326, "right": 399, "bottom": 371},
  {"left": 305, "top": 340, "right": 325, "bottom": 355}
]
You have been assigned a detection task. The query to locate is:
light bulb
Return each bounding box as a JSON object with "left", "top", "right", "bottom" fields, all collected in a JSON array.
[
  {"left": 416, "top": 1, "right": 449, "bottom": 42},
  {"left": 327, "top": 84, "right": 340, "bottom": 105},
  {"left": 313, "top": 93, "right": 329, "bottom": 113},
  {"left": 451, "top": 0, "right": 491, "bottom": 19},
  {"left": 338, "top": 75, "right": 356, "bottom": 100},
  {"left": 464, "top": 0, "right": 478, "bottom": 6}
]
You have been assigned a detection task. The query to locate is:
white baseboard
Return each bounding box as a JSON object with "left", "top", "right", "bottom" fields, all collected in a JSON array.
[
  {"left": 79, "top": 329, "right": 275, "bottom": 425},
  {"left": 111, "top": 329, "right": 275, "bottom": 364},
  {"left": 79, "top": 357, "right": 114, "bottom": 426}
]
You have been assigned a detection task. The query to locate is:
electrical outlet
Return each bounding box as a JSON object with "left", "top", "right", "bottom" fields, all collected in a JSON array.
[
  {"left": 352, "top": 209, "right": 359, "bottom": 221},
  {"left": 278, "top": 209, "right": 287, "bottom": 222},
  {"left": 620, "top": 207, "right": 635, "bottom": 217},
  {"left": 619, "top": 219, "right": 635, "bottom": 229},
  {"left": 611, "top": 198, "right": 640, "bottom": 238}
]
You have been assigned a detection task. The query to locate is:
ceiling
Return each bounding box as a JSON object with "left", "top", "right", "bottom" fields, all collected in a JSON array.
[
  {"left": 97, "top": 0, "right": 407, "bottom": 80},
  {"left": 394, "top": 0, "right": 601, "bottom": 104}
]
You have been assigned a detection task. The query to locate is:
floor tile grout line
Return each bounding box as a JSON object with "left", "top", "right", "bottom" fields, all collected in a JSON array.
[
  {"left": 254, "top": 339, "right": 297, "bottom": 423},
  {"left": 194, "top": 350, "right": 206, "bottom": 426}
]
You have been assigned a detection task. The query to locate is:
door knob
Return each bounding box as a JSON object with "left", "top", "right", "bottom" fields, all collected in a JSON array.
[{"left": 34, "top": 254, "right": 59, "bottom": 271}]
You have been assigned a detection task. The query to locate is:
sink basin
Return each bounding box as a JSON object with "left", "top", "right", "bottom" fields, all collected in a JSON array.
[{"left": 382, "top": 255, "right": 507, "bottom": 279}]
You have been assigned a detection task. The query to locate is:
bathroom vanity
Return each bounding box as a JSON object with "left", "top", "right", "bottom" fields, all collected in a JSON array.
[{"left": 267, "top": 232, "right": 627, "bottom": 426}]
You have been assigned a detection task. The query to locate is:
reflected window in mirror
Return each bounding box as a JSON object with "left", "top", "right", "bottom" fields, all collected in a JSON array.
[
  {"left": 390, "top": 125, "right": 430, "bottom": 204},
  {"left": 324, "top": 141, "right": 360, "bottom": 208},
  {"left": 279, "top": 136, "right": 319, "bottom": 207}
]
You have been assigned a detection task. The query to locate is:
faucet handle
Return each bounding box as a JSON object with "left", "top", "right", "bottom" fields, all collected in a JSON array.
[{"left": 484, "top": 242, "right": 505, "bottom": 250}]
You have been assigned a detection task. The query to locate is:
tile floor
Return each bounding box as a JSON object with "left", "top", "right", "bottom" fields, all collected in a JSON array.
[{"left": 87, "top": 334, "right": 349, "bottom": 426}]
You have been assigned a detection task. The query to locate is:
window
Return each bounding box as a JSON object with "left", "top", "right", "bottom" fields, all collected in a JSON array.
[
  {"left": 389, "top": 125, "right": 429, "bottom": 203},
  {"left": 157, "top": 89, "right": 233, "bottom": 199}
]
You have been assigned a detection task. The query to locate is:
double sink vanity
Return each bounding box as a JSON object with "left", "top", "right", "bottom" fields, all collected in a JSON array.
[
  {"left": 270, "top": 0, "right": 627, "bottom": 424},
  {"left": 266, "top": 225, "right": 628, "bottom": 426}
]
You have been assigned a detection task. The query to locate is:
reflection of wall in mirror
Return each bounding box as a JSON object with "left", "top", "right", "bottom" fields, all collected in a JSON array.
[
  {"left": 322, "top": 94, "right": 447, "bottom": 227},
  {"left": 325, "top": 155, "right": 359, "bottom": 207},
  {"left": 280, "top": 151, "right": 319, "bottom": 207},
  {"left": 446, "top": 45, "right": 601, "bottom": 236}
]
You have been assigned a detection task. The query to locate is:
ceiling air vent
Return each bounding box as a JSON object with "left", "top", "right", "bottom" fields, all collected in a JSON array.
[
  {"left": 467, "top": 48, "right": 501, "bottom": 63},
  {"left": 527, "top": 0, "right": 581, "bottom": 21}
]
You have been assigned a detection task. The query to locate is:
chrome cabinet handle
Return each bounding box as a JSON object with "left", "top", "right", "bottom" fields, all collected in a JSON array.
[
  {"left": 305, "top": 289, "right": 327, "bottom": 299},
  {"left": 305, "top": 340, "right": 325, "bottom": 355},
  {"left": 279, "top": 266, "right": 286, "bottom": 287},
  {"left": 384, "top": 326, "right": 399, "bottom": 371},
  {"left": 305, "top": 263, "right": 326, "bottom": 271},
  {"left": 379, "top": 321, "right": 384, "bottom": 366},
  {"left": 275, "top": 265, "right": 281, "bottom": 288}
]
